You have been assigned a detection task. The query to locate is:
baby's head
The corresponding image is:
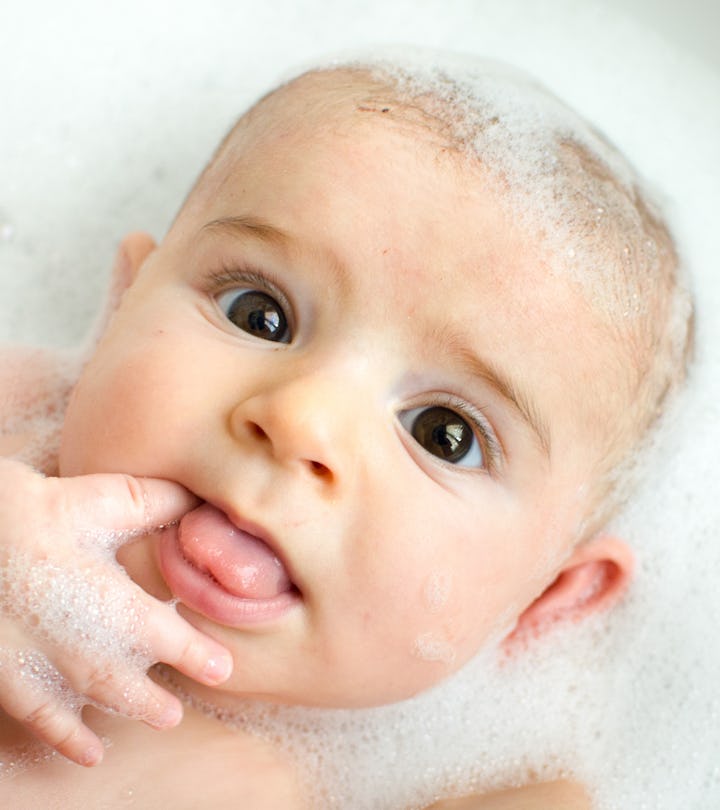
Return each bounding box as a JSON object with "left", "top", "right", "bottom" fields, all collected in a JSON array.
[
  {"left": 59, "top": 54, "right": 692, "bottom": 709},
  {"left": 186, "top": 57, "right": 691, "bottom": 521}
]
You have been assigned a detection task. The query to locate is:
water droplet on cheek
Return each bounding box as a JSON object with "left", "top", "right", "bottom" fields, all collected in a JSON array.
[
  {"left": 412, "top": 632, "right": 457, "bottom": 665},
  {"left": 422, "top": 572, "right": 453, "bottom": 614}
]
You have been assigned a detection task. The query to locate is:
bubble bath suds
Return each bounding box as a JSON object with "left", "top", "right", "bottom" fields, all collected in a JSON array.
[
  {"left": 0, "top": 534, "right": 171, "bottom": 776},
  {"left": 1, "top": 1, "right": 718, "bottom": 807}
]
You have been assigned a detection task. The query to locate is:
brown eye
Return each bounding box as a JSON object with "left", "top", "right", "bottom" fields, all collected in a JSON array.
[
  {"left": 399, "top": 405, "right": 484, "bottom": 468},
  {"left": 218, "top": 289, "right": 290, "bottom": 343}
]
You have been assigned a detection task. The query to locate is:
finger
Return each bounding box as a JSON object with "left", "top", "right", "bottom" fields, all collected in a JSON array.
[
  {"left": 0, "top": 678, "right": 104, "bottom": 767},
  {"left": 0, "top": 648, "right": 104, "bottom": 766},
  {"left": 52, "top": 473, "right": 200, "bottom": 533},
  {"left": 135, "top": 680, "right": 184, "bottom": 730},
  {"left": 78, "top": 666, "right": 184, "bottom": 731},
  {"left": 22, "top": 700, "right": 105, "bottom": 767},
  {"left": 144, "top": 605, "right": 233, "bottom": 686}
]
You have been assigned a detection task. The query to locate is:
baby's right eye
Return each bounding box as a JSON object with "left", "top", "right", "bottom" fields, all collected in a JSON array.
[{"left": 216, "top": 288, "right": 291, "bottom": 343}]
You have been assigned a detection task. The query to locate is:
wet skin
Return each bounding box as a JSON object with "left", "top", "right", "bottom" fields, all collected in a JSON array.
[{"left": 60, "top": 80, "right": 630, "bottom": 713}]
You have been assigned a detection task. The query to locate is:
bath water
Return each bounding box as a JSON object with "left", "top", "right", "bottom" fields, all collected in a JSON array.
[{"left": 1, "top": 1, "right": 718, "bottom": 807}]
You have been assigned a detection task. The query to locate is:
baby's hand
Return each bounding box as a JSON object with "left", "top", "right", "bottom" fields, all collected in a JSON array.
[{"left": 0, "top": 458, "right": 233, "bottom": 767}]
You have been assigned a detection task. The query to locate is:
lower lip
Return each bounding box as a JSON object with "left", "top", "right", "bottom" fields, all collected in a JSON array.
[{"left": 158, "top": 524, "right": 301, "bottom": 627}]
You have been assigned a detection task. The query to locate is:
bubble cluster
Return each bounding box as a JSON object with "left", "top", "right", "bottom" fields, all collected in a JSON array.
[
  {"left": 0, "top": 545, "right": 162, "bottom": 776},
  {"left": 316, "top": 48, "right": 674, "bottom": 331},
  {"left": 0, "top": 552, "right": 149, "bottom": 659},
  {"left": 0, "top": 736, "right": 59, "bottom": 780},
  {"left": 1, "top": 0, "right": 718, "bottom": 806},
  {"left": 0, "top": 345, "right": 82, "bottom": 475}
]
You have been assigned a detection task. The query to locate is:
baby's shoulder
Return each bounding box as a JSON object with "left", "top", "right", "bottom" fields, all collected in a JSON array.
[
  {"left": 424, "top": 779, "right": 591, "bottom": 810},
  {"left": 0, "top": 344, "right": 80, "bottom": 473}
]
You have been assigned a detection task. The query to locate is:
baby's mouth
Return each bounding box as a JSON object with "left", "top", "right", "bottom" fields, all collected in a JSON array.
[
  {"left": 177, "top": 502, "right": 293, "bottom": 599},
  {"left": 158, "top": 500, "right": 301, "bottom": 626}
]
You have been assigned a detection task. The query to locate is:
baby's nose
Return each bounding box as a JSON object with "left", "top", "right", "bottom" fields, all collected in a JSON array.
[{"left": 229, "top": 373, "right": 356, "bottom": 486}]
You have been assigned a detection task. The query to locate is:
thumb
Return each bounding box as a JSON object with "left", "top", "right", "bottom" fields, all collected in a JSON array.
[{"left": 54, "top": 473, "right": 199, "bottom": 533}]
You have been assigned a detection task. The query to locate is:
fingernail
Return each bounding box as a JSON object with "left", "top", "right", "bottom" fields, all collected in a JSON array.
[
  {"left": 153, "top": 701, "right": 183, "bottom": 729},
  {"left": 79, "top": 744, "right": 104, "bottom": 767},
  {"left": 202, "top": 653, "right": 233, "bottom": 684}
]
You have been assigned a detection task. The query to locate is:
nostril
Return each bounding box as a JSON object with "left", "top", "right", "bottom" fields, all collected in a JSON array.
[
  {"left": 248, "top": 421, "right": 269, "bottom": 441},
  {"left": 308, "top": 460, "right": 332, "bottom": 480}
]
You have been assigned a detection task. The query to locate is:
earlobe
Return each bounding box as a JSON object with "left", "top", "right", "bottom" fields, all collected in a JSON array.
[{"left": 505, "top": 535, "right": 634, "bottom": 648}]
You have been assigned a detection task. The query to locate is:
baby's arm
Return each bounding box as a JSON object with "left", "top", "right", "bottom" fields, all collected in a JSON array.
[{"left": 0, "top": 458, "right": 233, "bottom": 767}]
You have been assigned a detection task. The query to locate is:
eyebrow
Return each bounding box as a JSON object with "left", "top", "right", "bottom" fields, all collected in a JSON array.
[
  {"left": 200, "top": 215, "right": 291, "bottom": 247},
  {"left": 446, "top": 336, "right": 551, "bottom": 456},
  {"left": 199, "top": 213, "right": 351, "bottom": 296}
]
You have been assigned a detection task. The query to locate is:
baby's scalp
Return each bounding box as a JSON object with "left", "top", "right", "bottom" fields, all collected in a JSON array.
[{"left": 182, "top": 52, "right": 693, "bottom": 527}]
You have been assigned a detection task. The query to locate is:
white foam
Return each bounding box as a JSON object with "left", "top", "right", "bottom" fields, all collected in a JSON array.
[
  {"left": 0, "top": 735, "right": 59, "bottom": 780},
  {"left": 1, "top": 555, "right": 148, "bottom": 655},
  {"left": 0, "top": 543, "right": 170, "bottom": 776},
  {"left": 0, "top": 346, "right": 82, "bottom": 474},
  {"left": 1, "top": 0, "right": 719, "bottom": 807}
]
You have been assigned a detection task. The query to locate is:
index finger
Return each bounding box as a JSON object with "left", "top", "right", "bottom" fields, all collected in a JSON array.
[{"left": 54, "top": 473, "right": 200, "bottom": 533}]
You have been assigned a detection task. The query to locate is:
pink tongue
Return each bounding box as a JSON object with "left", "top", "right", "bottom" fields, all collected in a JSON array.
[{"left": 178, "top": 503, "right": 291, "bottom": 599}]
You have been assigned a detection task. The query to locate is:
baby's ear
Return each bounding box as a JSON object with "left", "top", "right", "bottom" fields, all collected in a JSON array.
[
  {"left": 87, "top": 231, "right": 157, "bottom": 346},
  {"left": 111, "top": 231, "right": 158, "bottom": 295},
  {"left": 505, "top": 535, "right": 634, "bottom": 648}
]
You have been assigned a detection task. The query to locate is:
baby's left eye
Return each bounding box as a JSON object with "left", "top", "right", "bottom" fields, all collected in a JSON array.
[
  {"left": 398, "top": 405, "right": 485, "bottom": 468},
  {"left": 216, "top": 288, "right": 291, "bottom": 343}
]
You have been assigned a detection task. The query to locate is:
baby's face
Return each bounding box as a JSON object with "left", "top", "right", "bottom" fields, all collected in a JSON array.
[{"left": 60, "top": 97, "right": 616, "bottom": 707}]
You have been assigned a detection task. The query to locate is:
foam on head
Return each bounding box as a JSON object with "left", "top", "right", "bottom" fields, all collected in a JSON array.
[
  {"left": 190, "top": 52, "right": 693, "bottom": 525},
  {"left": 342, "top": 54, "right": 692, "bottom": 517}
]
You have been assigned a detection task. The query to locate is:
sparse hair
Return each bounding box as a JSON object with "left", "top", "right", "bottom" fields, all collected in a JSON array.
[{"left": 184, "top": 54, "right": 694, "bottom": 528}]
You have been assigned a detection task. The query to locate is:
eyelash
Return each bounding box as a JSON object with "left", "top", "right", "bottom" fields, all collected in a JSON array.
[{"left": 206, "top": 264, "right": 293, "bottom": 321}]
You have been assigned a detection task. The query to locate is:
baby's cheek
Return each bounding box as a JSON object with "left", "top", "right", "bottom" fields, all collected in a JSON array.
[
  {"left": 60, "top": 372, "right": 128, "bottom": 474},
  {"left": 407, "top": 564, "right": 515, "bottom": 678},
  {"left": 407, "top": 571, "right": 465, "bottom": 669},
  {"left": 61, "top": 337, "right": 176, "bottom": 475},
  {"left": 59, "top": 378, "right": 98, "bottom": 474}
]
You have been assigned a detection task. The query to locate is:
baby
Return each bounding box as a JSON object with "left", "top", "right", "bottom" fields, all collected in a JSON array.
[{"left": 0, "top": 52, "right": 693, "bottom": 808}]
